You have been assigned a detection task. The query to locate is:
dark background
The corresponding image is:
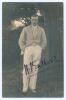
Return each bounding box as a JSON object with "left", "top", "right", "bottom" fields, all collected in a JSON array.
[{"left": 2, "top": 2, "right": 63, "bottom": 97}]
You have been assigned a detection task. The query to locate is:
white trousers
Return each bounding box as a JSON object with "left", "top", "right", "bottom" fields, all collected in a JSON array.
[{"left": 22, "top": 45, "right": 42, "bottom": 92}]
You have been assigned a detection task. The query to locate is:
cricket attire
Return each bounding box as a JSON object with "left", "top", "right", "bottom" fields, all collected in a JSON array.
[{"left": 18, "top": 25, "right": 47, "bottom": 92}]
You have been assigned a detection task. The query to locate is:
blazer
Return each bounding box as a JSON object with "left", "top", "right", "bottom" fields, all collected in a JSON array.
[{"left": 18, "top": 25, "right": 47, "bottom": 51}]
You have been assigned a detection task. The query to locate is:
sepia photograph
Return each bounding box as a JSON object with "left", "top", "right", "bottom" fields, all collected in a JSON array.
[{"left": 2, "top": 2, "right": 63, "bottom": 97}]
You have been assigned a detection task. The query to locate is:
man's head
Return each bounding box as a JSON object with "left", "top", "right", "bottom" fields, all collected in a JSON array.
[{"left": 31, "top": 15, "right": 38, "bottom": 26}]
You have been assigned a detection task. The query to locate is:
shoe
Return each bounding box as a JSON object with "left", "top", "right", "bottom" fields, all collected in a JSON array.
[
  {"left": 31, "top": 89, "right": 37, "bottom": 93},
  {"left": 22, "top": 90, "right": 27, "bottom": 93}
]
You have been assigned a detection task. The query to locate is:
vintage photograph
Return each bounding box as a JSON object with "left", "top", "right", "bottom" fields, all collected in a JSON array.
[{"left": 2, "top": 2, "right": 63, "bottom": 97}]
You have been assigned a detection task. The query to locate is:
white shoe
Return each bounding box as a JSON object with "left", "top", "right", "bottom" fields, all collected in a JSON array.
[{"left": 22, "top": 89, "right": 27, "bottom": 93}]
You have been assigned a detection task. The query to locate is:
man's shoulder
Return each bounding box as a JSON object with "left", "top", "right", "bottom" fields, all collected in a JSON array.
[
  {"left": 38, "top": 25, "right": 45, "bottom": 31},
  {"left": 23, "top": 25, "right": 31, "bottom": 30},
  {"left": 23, "top": 25, "right": 45, "bottom": 31}
]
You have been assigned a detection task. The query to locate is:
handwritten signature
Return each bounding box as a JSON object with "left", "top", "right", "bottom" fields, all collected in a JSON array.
[{"left": 23, "top": 56, "right": 60, "bottom": 76}]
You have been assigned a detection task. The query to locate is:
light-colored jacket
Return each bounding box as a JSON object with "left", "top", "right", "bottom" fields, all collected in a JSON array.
[{"left": 18, "top": 25, "right": 47, "bottom": 52}]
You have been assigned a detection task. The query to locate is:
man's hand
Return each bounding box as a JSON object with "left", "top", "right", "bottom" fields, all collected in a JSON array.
[{"left": 21, "top": 50, "right": 24, "bottom": 55}]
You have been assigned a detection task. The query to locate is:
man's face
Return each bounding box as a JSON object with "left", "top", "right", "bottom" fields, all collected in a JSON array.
[{"left": 31, "top": 16, "right": 38, "bottom": 26}]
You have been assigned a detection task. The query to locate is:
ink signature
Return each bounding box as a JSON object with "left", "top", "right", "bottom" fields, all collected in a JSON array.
[{"left": 23, "top": 56, "right": 60, "bottom": 76}]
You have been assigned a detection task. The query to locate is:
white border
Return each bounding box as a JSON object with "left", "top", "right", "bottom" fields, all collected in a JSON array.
[
  {"left": 0, "top": 0, "right": 65, "bottom": 100},
  {"left": 0, "top": 1, "right": 2, "bottom": 99},
  {"left": 0, "top": 0, "right": 64, "bottom": 2}
]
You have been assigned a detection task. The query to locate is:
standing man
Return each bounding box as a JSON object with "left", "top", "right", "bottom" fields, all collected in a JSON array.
[{"left": 18, "top": 15, "right": 47, "bottom": 93}]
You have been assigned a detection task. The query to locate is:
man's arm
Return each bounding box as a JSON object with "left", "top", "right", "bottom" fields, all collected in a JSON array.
[
  {"left": 41, "top": 28, "right": 47, "bottom": 50},
  {"left": 18, "top": 28, "right": 26, "bottom": 55}
]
